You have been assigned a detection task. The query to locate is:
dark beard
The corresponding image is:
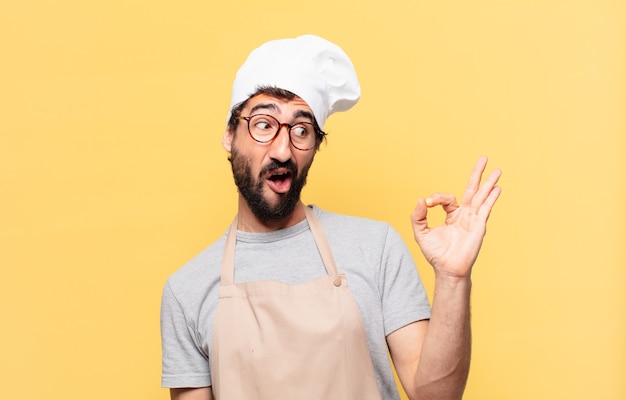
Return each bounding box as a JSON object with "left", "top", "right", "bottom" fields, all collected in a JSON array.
[{"left": 229, "top": 148, "right": 312, "bottom": 222}]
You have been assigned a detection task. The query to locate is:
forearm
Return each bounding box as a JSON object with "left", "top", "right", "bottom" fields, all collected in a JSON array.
[{"left": 410, "top": 275, "right": 472, "bottom": 400}]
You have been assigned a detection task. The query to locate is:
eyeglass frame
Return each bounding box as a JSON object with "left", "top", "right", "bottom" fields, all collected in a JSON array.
[{"left": 236, "top": 114, "right": 326, "bottom": 151}]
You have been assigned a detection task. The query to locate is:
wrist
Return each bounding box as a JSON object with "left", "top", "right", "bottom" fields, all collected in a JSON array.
[
  {"left": 434, "top": 272, "right": 473, "bottom": 287},
  {"left": 431, "top": 273, "right": 473, "bottom": 311}
]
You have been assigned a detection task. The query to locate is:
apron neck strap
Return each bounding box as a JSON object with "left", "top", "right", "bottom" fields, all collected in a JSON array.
[
  {"left": 220, "top": 205, "right": 339, "bottom": 286},
  {"left": 302, "top": 205, "right": 339, "bottom": 276}
]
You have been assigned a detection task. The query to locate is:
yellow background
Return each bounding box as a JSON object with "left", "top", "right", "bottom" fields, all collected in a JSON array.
[{"left": 1, "top": 0, "right": 624, "bottom": 399}]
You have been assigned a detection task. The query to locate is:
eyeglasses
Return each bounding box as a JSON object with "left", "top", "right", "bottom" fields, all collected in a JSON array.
[{"left": 237, "top": 114, "right": 324, "bottom": 151}]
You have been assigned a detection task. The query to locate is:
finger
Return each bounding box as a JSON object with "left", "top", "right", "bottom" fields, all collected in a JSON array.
[
  {"left": 411, "top": 198, "right": 429, "bottom": 235},
  {"left": 478, "top": 185, "right": 502, "bottom": 221},
  {"left": 461, "top": 156, "right": 488, "bottom": 207},
  {"left": 471, "top": 168, "right": 502, "bottom": 211},
  {"left": 425, "top": 192, "right": 459, "bottom": 214}
]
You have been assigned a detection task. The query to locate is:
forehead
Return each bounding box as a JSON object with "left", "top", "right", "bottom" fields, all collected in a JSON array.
[{"left": 244, "top": 94, "right": 314, "bottom": 117}]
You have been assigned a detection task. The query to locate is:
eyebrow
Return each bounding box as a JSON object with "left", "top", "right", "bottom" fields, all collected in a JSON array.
[
  {"left": 248, "top": 102, "right": 315, "bottom": 123},
  {"left": 293, "top": 109, "right": 314, "bottom": 123},
  {"left": 249, "top": 102, "right": 277, "bottom": 115}
]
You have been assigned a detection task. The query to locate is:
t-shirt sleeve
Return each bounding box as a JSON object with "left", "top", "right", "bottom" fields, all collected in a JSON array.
[
  {"left": 160, "top": 280, "right": 211, "bottom": 388},
  {"left": 379, "top": 226, "right": 432, "bottom": 336}
]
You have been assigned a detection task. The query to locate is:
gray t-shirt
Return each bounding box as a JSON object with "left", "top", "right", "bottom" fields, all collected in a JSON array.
[{"left": 161, "top": 205, "right": 432, "bottom": 399}]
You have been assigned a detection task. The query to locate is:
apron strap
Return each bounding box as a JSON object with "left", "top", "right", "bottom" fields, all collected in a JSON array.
[
  {"left": 220, "top": 217, "right": 238, "bottom": 286},
  {"left": 303, "top": 205, "right": 339, "bottom": 276},
  {"left": 220, "top": 205, "right": 339, "bottom": 286}
]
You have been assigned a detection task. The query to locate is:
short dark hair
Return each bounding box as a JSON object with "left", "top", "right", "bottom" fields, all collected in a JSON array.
[{"left": 227, "top": 86, "right": 327, "bottom": 149}]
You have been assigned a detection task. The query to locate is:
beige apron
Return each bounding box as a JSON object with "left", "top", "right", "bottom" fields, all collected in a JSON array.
[{"left": 211, "top": 205, "right": 382, "bottom": 399}]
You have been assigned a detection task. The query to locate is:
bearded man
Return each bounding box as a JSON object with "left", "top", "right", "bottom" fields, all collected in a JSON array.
[{"left": 160, "top": 34, "right": 502, "bottom": 400}]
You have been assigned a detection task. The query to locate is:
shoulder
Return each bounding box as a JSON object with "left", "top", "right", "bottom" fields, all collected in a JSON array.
[
  {"left": 164, "top": 231, "right": 227, "bottom": 308},
  {"left": 310, "top": 205, "right": 410, "bottom": 266},
  {"left": 313, "top": 205, "right": 391, "bottom": 233},
  {"left": 311, "top": 205, "right": 398, "bottom": 245}
]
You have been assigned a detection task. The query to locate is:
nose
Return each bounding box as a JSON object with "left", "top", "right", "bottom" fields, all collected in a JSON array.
[{"left": 267, "top": 125, "right": 293, "bottom": 162}]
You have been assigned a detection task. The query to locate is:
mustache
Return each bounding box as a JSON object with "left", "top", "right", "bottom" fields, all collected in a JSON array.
[{"left": 260, "top": 160, "right": 298, "bottom": 176}]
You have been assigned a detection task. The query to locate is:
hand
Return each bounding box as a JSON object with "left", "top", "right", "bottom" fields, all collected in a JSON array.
[{"left": 411, "top": 156, "right": 502, "bottom": 279}]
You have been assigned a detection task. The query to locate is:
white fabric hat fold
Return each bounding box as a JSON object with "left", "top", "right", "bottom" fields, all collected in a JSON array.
[{"left": 229, "top": 34, "right": 360, "bottom": 128}]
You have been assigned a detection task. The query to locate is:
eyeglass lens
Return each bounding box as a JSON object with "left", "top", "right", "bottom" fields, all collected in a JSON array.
[{"left": 247, "top": 114, "right": 316, "bottom": 150}]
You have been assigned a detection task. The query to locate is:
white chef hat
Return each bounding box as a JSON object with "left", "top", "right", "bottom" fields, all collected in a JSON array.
[{"left": 228, "top": 34, "right": 360, "bottom": 129}]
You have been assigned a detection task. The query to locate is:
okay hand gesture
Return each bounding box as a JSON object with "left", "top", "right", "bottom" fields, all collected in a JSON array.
[{"left": 411, "top": 157, "right": 502, "bottom": 279}]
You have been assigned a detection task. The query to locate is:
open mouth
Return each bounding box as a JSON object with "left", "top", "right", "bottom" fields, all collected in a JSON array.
[{"left": 266, "top": 169, "right": 293, "bottom": 193}]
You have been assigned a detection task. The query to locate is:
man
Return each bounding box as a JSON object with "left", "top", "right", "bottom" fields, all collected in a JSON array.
[{"left": 161, "top": 34, "right": 502, "bottom": 400}]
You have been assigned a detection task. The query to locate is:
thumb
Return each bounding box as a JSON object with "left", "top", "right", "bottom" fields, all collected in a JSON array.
[{"left": 411, "top": 198, "right": 429, "bottom": 238}]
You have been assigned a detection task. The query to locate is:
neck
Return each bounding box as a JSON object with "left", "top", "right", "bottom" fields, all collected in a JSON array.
[{"left": 236, "top": 196, "right": 307, "bottom": 233}]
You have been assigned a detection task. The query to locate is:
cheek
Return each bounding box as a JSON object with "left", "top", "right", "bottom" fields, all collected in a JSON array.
[
  {"left": 233, "top": 140, "right": 267, "bottom": 168},
  {"left": 297, "top": 153, "right": 316, "bottom": 173}
]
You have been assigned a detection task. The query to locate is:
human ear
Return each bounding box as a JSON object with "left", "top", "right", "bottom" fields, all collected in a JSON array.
[{"left": 222, "top": 129, "right": 233, "bottom": 152}]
